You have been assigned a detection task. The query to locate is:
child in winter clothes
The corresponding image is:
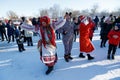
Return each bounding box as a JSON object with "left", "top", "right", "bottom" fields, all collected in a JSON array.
[
  {"left": 14, "top": 26, "right": 25, "bottom": 52},
  {"left": 107, "top": 23, "right": 120, "bottom": 59}
]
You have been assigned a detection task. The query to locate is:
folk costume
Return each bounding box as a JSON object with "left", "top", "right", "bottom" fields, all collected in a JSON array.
[{"left": 20, "top": 16, "right": 66, "bottom": 75}]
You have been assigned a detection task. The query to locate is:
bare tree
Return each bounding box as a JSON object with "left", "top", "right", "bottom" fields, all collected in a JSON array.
[
  {"left": 39, "top": 9, "right": 49, "bottom": 17},
  {"left": 111, "top": 8, "right": 120, "bottom": 16},
  {"left": 90, "top": 4, "right": 99, "bottom": 17},
  {"left": 72, "top": 10, "right": 80, "bottom": 17},
  {"left": 49, "top": 4, "right": 61, "bottom": 19},
  {"left": 80, "top": 9, "right": 90, "bottom": 16},
  {"left": 99, "top": 10, "right": 109, "bottom": 17},
  {"left": 7, "top": 10, "right": 18, "bottom": 19}
]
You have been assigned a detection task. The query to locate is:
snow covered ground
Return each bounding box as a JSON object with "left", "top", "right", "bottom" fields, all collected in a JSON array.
[{"left": 0, "top": 29, "right": 120, "bottom": 80}]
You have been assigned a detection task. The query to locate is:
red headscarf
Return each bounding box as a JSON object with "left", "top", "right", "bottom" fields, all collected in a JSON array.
[
  {"left": 39, "top": 16, "right": 56, "bottom": 48},
  {"left": 40, "top": 16, "right": 50, "bottom": 26}
]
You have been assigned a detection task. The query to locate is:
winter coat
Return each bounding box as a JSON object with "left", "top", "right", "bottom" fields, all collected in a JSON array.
[
  {"left": 6, "top": 24, "right": 15, "bottom": 36},
  {"left": 57, "top": 20, "right": 74, "bottom": 39},
  {"left": 16, "top": 35, "right": 24, "bottom": 44},
  {"left": 74, "top": 22, "right": 79, "bottom": 30},
  {"left": 0, "top": 23, "right": 6, "bottom": 32},
  {"left": 14, "top": 28, "right": 23, "bottom": 44},
  {"left": 24, "top": 30, "right": 33, "bottom": 37},
  {"left": 108, "top": 30, "right": 120, "bottom": 46},
  {"left": 79, "top": 20, "right": 95, "bottom": 53},
  {"left": 94, "top": 16, "right": 99, "bottom": 24},
  {"left": 100, "top": 23, "right": 109, "bottom": 39},
  {"left": 116, "top": 17, "right": 120, "bottom": 23},
  {"left": 14, "top": 29, "right": 20, "bottom": 38}
]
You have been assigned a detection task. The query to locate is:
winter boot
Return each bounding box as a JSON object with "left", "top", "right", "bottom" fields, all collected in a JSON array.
[
  {"left": 87, "top": 54, "right": 94, "bottom": 60},
  {"left": 100, "top": 42, "right": 103, "bottom": 48},
  {"left": 68, "top": 53, "right": 73, "bottom": 60},
  {"left": 107, "top": 54, "right": 110, "bottom": 59},
  {"left": 79, "top": 53, "right": 85, "bottom": 58},
  {"left": 118, "top": 44, "right": 120, "bottom": 48},
  {"left": 103, "top": 44, "right": 106, "bottom": 47},
  {"left": 64, "top": 54, "right": 69, "bottom": 62},
  {"left": 46, "top": 66, "right": 53, "bottom": 75},
  {"left": 112, "top": 54, "right": 115, "bottom": 60}
]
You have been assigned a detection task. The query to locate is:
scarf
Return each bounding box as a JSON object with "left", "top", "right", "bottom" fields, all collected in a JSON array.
[{"left": 40, "top": 25, "right": 56, "bottom": 48}]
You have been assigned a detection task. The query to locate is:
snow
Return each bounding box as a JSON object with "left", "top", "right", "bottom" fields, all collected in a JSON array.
[{"left": 0, "top": 29, "right": 120, "bottom": 80}]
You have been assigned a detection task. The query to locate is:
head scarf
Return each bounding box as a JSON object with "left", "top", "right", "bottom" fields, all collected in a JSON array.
[
  {"left": 40, "top": 16, "right": 50, "bottom": 26},
  {"left": 39, "top": 16, "right": 56, "bottom": 48}
]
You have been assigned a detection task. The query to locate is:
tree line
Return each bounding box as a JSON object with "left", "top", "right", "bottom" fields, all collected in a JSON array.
[{"left": 5, "top": 4, "right": 120, "bottom": 20}]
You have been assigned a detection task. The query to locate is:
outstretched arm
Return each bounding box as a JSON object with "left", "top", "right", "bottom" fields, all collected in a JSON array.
[
  {"left": 52, "top": 17, "right": 66, "bottom": 31},
  {"left": 20, "top": 22, "right": 39, "bottom": 32}
]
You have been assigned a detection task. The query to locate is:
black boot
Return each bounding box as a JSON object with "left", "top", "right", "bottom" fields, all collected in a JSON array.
[
  {"left": 112, "top": 54, "right": 115, "bottom": 60},
  {"left": 118, "top": 44, "right": 120, "bottom": 48},
  {"left": 107, "top": 54, "right": 110, "bottom": 59},
  {"left": 79, "top": 53, "right": 85, "bottom": 58},
  {"left": 46, "top": 66, "right": 53, "bottom": 75},
  {"left": 103, "top": 44, "right": 106, "bottom": 47},
  {"left": 87, "top": 54, "right": 94, "bottom": 60},
  {"left": 100, "top": 42, "right": 103, "bottom": 48},
  {"left": 64, "top": 54, "right": 69, "bottom": 62},
  {"left": 68, "top": 53, "right": 73, "bottom": 60}
]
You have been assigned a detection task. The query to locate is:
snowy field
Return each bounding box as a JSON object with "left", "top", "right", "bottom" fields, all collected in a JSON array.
[{"left": 0, "top": 29, "right": 120, "bottom": 80}]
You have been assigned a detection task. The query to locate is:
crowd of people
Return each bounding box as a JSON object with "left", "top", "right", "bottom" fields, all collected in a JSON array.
[
  {"left": 0, "top": 13, "right": 120, "bottom": 75},
  {"left": 0, "top": 17, "right": 35, "bottom": 52}
]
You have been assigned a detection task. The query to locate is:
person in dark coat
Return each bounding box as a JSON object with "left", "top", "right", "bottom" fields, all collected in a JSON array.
[
  {"left": 100, "top": 22, "right": 109, "bottom": 48},
  {"left": 105, "top": 14, "right": 115, "bottom": 32},
  {"left": 20, "top": 17, "right": 27, "bottom": 42},
  {"left": 14, "top": 26, "right": 25, "bottom": 52},
  {"left": 0, "top": 20, "right": 8, "bottom": 41},
  {"left": 94, "top": 16, "right": 99, "bottom": 29},
  {"left": 100, "top": 14, "right": 115, "bottom": 48},
  {"left": 6, "top": 20, "right": 15, "bottom": 43},
  {"left": 73, "top": 17, "right": 79, "bottom": 42},
  {"left": 115, "top": 16, "right": 120, "bottom": 23}
]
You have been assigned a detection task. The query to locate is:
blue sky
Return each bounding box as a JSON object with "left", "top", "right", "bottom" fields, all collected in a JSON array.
[{"left": 0, "top": 0, "right": 120, "bottom": 17}]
